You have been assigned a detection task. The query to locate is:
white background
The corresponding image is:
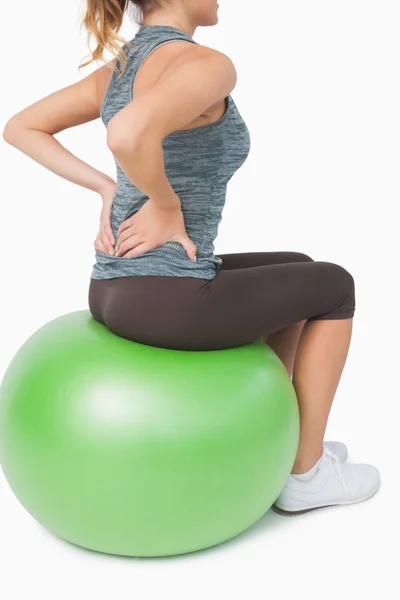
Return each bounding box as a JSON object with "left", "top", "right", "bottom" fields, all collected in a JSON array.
[{"left": 1, "top": 1, "right": 399, "bottom": 598}]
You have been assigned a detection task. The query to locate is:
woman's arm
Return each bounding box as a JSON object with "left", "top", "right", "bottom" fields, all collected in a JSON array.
[
  {"left": 2, "top": 63, "right": 115, "bottom": 199},
  {"left": 107, "top": 45, "right": 237, "bottom": 211}
]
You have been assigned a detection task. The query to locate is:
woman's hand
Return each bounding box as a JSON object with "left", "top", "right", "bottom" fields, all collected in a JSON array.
[
  {"left": 115, "top": 197, "right": 197, "bottom": 261},
  {"left": 94, "top": 180, "right": 117, "bottom": 255}
]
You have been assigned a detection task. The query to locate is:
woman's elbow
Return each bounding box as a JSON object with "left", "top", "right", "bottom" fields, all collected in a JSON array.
[
  {"left": 3, "top": 116, "right": 21, "bottom": 145},
  {"left": 107, "top": 125, "right": 129, "bottom": 154},
  {"left": 106, "top": 114, "right": 132, "bottom": 153},
  {"left": 106, "top": 115, "right": 154, "bottom": 154}
]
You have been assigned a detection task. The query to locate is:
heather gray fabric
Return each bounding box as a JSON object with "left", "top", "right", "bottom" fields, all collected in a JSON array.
[{"left": 91, "top": 25, "right": 251, "bottom": 280}]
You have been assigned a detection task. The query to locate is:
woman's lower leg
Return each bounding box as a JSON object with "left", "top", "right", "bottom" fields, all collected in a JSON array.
[
  {"left": 291, "top": 318, "right": 353, "bottom": 473},
  {"left": 263, "top": 320, "right": 306, "bottom": 376}
]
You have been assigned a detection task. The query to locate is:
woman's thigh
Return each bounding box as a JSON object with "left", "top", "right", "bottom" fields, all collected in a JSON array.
[
  {"left": 204, "top": 260, "right": 355, "bottom": 349},
  {"left": 217, "top": 250, "right": 313, "bottom": 270},
  {"left": 89, "top": 259, "right": 355, "bottom": 351}
]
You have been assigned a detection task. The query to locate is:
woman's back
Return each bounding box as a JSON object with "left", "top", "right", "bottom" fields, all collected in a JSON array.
[{"left": 91, "top": 24, "right": 251, "bottom": 280}]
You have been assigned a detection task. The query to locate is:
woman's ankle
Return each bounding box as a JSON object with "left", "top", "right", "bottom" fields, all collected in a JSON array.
[{"left": 291, "top": 444, "right": 323, "bottom": 474}]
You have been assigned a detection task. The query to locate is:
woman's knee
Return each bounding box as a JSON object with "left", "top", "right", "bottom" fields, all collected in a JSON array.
[
  {"left": 315, "top": 262, "right": 355, "bottom": 319},
  {"left": 326, "top": 262, "right": 355, "bottom": 295}
]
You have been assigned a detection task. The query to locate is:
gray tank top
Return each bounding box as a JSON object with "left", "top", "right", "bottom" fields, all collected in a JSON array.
[{"left": 91, "top": 25, "right": 251, "bottom": 280}]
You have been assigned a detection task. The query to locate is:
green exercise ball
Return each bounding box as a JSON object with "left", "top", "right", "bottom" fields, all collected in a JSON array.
[{"left": 0, "top": 310, "right": 299, "bottom": 557}]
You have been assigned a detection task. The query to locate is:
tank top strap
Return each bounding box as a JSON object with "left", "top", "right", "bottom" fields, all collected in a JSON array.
[
  {"left": 100, "top": 26, "right": 197, "bottom": 122},
  {"left": 127, "top": 26, "right": 198, "bottom": 101}
]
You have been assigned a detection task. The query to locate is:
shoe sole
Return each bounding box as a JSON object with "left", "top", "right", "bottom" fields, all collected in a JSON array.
[{"left": 271, "top": 482, "right": 381, "bottom": 517}]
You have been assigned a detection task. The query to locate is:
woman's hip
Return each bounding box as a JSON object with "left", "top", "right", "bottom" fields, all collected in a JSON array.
[{"left": 88, "top": 275, "right": 212, "bottom": 347}]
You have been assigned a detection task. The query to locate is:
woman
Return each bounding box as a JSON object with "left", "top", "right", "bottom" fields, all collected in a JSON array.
[{"left": 3, "top": 0, "right": 380, "bottom": 516}]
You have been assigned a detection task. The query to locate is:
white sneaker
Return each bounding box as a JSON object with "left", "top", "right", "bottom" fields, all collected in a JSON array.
[
  {"left": 323, "top": 440, "right": 348, "bottom": 462},
  {"left": 273, "top": 446, "right": 380, "bottom": 516}
]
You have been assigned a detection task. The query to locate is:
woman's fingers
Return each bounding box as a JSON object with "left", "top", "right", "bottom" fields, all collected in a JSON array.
[
  {"left": 116, "top": 224, "right": 136, "bottom": 244},
  {"left": 118, "top": 215, "right": 135, "bottom": 235},
  {"left": 99, "top": 205, "right": 116, "bottom": 254},
  {"left": 103, "top": 221, "right": 116, "bottom": 248},
  {"left": 97, "top": 223, "right": 115, "bottom": 255},
  {"left": 115, "top": 224, "right": 137, "bottom": 255},
  {"left": 104, "top": 237, "right": 115, "bottom": 255},
  {"left": 102, "top": 229, "right": 115, "bottom": 254},
  {"left": 94, "top": 236, "right": 108, "bottom": 254},
  {"left": 177, "top": 234, "right": 197, "bottom": 261},
  {"left": 115, "top": 232, "right": 140, "bottom": 256},
  {"left": 94, "top": 224, "right": 116, "bottom": 256},
  {"left": 123, "top": 242, "right": 152, "bottom": 258}
]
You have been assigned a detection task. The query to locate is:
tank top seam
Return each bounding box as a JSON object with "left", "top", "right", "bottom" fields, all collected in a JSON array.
[{"left": 196, "top": 131, "right": 225, "bottom": 254}]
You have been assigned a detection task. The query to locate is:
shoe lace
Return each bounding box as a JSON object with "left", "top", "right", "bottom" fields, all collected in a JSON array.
[{"left": 324, "top": 446, "right": 350, "bottom": 497}]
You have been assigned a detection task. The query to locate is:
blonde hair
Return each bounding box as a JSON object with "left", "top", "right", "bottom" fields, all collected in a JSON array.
[{"left": 79, "top": 0, "right": 161, "bottom": 78}]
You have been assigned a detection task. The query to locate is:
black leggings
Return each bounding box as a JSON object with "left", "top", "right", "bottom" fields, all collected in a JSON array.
[{"left": 88, "top": 251, "right": 355, "bottom": 351}]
